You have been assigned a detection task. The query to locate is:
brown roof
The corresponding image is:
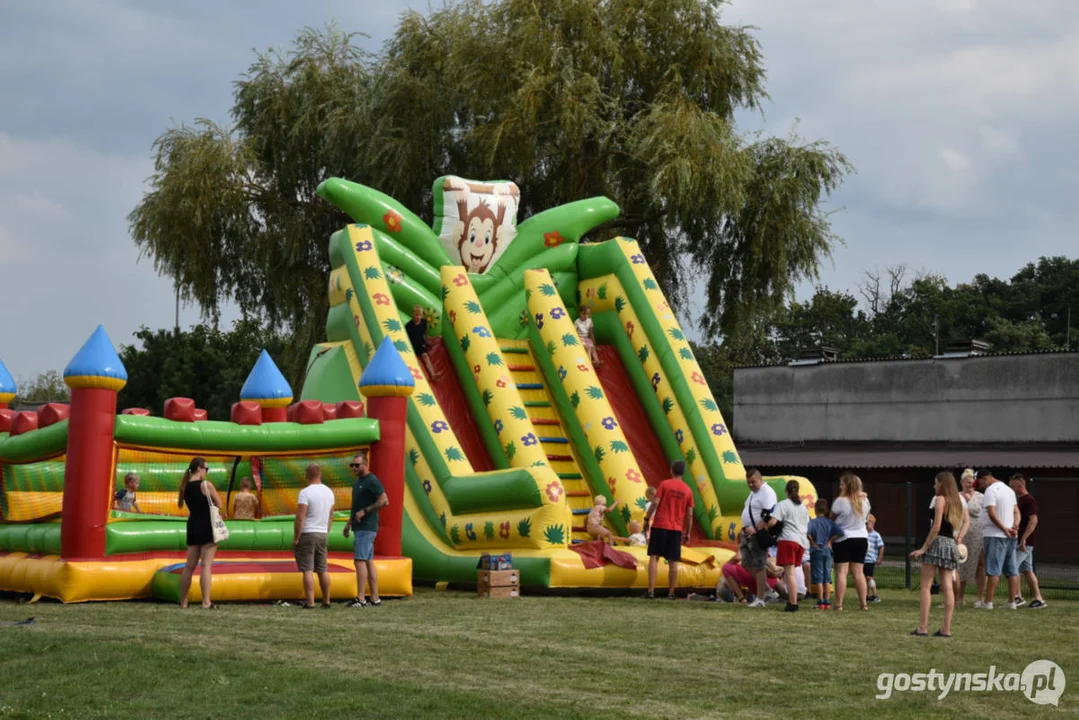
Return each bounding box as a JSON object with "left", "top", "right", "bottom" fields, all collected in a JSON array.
[{"left": 737, "top": 442, "right": 1079, "bottom": 470}]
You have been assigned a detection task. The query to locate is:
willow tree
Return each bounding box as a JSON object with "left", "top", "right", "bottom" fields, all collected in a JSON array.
[{"left": 130, "top": 1, "right": 851, "bottom": 382}]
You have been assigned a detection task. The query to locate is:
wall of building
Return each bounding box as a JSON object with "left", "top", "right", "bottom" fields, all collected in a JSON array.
[{"left": 734, "top": 353, "right": 1079, "bottom": 443}]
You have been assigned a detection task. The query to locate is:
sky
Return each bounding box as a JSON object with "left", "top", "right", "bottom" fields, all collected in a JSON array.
[{"left": 2, "top": 0, "right": 1078, "bottom": 384}]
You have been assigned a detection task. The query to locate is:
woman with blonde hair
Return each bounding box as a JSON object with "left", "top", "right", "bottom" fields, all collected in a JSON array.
[
  {"left": 830, "top": 473, "right": 871, "bottom": 611},
  {"left": 177, "top": 457, "right": 224, "bottom": 609},
  {"left": 911, "top": 471, "right": 965, "bottom": 637},
  {"left": 954, "top": 468, "right": 985, "bottom": 606}
]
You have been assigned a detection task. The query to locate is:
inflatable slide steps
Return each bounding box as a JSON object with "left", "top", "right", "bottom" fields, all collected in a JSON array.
[{"left": 500, "top": 339, "right": 594, "bottom": 543}]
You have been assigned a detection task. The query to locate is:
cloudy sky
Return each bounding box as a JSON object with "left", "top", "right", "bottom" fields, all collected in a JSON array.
[{"left": 2, "top": 0, "right": 1077, "bottom": 384}]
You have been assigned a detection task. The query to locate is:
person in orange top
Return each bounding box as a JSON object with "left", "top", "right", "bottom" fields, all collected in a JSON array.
[
  {"left": 231, "top": 476, "right": 260, "bottom": 520},
  {"left": 643, "top": 461, "right": 695, "bottom": 599}
]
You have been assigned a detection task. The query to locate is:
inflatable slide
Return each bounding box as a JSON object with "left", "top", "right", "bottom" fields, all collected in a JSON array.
[{"left": 299, "top": 177, "right": 818, "bottom": 589}]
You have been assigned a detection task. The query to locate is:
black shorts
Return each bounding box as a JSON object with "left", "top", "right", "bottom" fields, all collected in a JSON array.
[
  {"left": 863, "top": 562, "right": 876, "bottom": 578},
  {"left": 833, "top": 538, "right": 868, "bottom": 565},
  {"left": 647, "top": 527, "right": 683, "bottom": 562}
]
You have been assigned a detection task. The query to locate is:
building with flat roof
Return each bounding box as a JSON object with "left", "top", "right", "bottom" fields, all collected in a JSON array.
[{"left": 733, "top": 349, "right": 1079, "bottom": 563}]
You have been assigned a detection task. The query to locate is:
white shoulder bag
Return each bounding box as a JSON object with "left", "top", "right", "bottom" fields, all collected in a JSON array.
[{"left": 205, "top": 482, "right": 230, "bottom": 544}]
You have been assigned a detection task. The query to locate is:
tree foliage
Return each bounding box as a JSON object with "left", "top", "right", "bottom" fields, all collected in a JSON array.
[
  {"left": 694, "top": 255, "right": 1078, "bottom": 431},
  {"left": 11, "top": 371, "right": 70, "bottom": 407},
  {"left": 129, "top": 2, "right": 851, "bottom": 384},
  {"left": 698, "top": 255, "right": 1078, "bottom": 370},
  {"left": 117, "top": 320, "right": 286, "bottom": 420}
]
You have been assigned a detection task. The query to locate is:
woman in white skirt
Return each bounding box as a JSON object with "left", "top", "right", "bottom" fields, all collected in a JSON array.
[
  {"left": 910, "top": 471, "right": 965, "bottom": 637},
  {"left": 954, "top": 468, "right": 985, "bottom": 606}
]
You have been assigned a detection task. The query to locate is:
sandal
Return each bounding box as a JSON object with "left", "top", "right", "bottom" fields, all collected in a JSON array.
[
  {"left": 910, "top": 629, "right": 928, "bottom": 636},
  {"left": 933, "top": 630, "right": 952, "bottom": 638},
  {"left": 368, "top": 599, "right": 382, "bottom": 606},
  {"left": 201, "top": 603, "right": 219, "bottom": 610}
]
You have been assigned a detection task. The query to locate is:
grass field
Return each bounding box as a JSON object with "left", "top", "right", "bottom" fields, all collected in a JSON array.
[{"left": 0, "top": 589, "right": 1074, "bottom": 719}]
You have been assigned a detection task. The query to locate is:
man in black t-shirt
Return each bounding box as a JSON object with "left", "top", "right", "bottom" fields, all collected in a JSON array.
[{"left": 405, "top": 305, "right": 441, "bottom": 381}]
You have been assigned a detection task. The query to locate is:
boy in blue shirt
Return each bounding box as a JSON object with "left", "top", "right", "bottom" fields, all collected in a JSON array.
[
  {"left": 807, "top": 499, "right": 840, "bottom": 609},
  {"left": 864, "top": 514, "right": 885, "bottom": 603}
]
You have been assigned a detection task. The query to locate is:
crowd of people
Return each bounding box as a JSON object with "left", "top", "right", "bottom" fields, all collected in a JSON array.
[
  {"left": 658, "top": 466, "right": 1047, "bottom": 637},
  {"left": 167, "top": 445, "right": 1046, "bottom": 622},
  {"left": 175, "top": 450, "right": 387, "bottom": 610}
]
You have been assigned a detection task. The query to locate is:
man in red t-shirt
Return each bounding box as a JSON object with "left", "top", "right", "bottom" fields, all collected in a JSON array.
[{"left": 644, "top": 460, "right": 695, "bottom": 599}]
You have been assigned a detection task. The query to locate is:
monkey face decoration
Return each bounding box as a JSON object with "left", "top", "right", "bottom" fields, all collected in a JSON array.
[
  {"left": 434, "top": 176, "right": 520, "bottom": 275},
  {"left": 457, "top": 198, "right": 504, "bottom": 273}
]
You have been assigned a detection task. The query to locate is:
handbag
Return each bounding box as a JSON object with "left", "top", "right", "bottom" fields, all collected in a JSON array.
[
  {"left": 749, "top": 503, "right": 782, "bottom": 551},
  {"left": 205, "top": 482, "right": 230, "bottom": 544}
]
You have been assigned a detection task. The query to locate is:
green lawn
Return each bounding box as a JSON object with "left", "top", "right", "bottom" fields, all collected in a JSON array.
[{"left": 0, "top": 590, "right": 1074, "bottom": 719}]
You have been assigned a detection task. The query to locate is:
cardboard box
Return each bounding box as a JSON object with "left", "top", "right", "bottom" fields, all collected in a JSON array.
[
  {"left": 479, "top": 552, "right": 513, "bottom": 571},
  {"left": 478, "top": 585, "right": 520, "bottom": 599},
  {"left": 477, "top": 569, "right": 522, "bottom": 598},
  {"left": 478, "top": 570, "right": 519, "bottom": 588}
]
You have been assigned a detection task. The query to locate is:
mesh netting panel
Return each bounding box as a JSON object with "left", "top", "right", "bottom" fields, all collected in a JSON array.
[
  {"left": 257, "top": 451, "right": 362, "bottom": 517},
  {"left": 1, "top": 457, "right": 66, "bottom": 521},
  {"left": 113, "top": 448, "right": 237, "bottom": 518}
]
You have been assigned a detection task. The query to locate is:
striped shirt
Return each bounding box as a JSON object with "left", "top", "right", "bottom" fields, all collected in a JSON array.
[{"left": 865, "top": 530, "right": 884, "bottom": 565}]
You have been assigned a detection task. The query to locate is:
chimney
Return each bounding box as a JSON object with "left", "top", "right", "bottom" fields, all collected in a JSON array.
[{"left": 789, "top": 345, "right": 839, "bottom": 366}]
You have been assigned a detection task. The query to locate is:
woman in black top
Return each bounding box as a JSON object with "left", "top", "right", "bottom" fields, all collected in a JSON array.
[
  {"left": 177, "top": 457, "right": 225, "bottom": 609},
  {"left": 910, "top": 471, "right": 966, "bottom": 637}
]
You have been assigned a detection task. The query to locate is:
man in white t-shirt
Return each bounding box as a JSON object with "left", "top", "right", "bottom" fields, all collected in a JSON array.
[
  {"left": 294, "top": 463, "right": 336, "bottom": 609},
  {"left": 976, "top": 470, "right": 1020, "bottom": 610},
  {"left": 739, "top": 469, "right": 779, "bottom": 607}
]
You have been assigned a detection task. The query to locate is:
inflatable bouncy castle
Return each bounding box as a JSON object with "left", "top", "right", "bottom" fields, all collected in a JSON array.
[{"left": 0, "top": 177, "right": 816, "bottom": 602}]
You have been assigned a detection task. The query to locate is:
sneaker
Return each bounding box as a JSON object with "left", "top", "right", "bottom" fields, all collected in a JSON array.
[
  {"left": 347, "top": 598, "right": 368, "bottom": 608},
  {"left": 1014, "top": 596, "right": 1026, "bottom": 608},
  {"left": 974, "top": 601, "right": 993, "bottom": 610},
  {"left": 1029, "top": 599, "right": 1047, "bottom": 609},
  {"left": 869, "top": 596, "right": 881, "bottom": 603},
  {"left": 641, "top": 591, "right": 655, "bottom": 600},
  {"left": 783, "top": 603, "right": 799, "bottom": 613},
  {"left": 747, "top": 598, "right": 767, "bottom": 608},
  {"left": 1003, "top": 601, "right": 1017, "bottom": 610},
  {"left": 763, "top": 590, "right": 781, "bottom": 604}
]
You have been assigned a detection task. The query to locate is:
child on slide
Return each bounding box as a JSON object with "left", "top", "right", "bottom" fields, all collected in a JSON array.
[
  {"left": 587, "top": 495, "right": 625, "bottom": 544},
  {"left": 574, "top": 305, "right": 602, "bottom": 367}
]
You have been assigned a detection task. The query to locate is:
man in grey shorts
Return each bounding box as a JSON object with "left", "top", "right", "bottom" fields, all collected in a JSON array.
[
  {"left": 293, "top": 463, "right": 336, "bottom": 609},
  {"left": 739, "top": 469, "right": 780, "bottom": 607}
]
